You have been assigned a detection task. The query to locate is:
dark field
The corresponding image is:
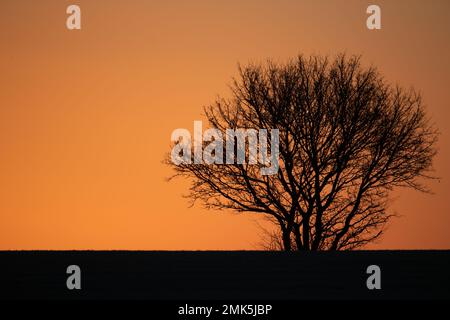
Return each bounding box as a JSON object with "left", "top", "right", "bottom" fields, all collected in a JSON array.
[{"left": 0, "top": 251, "right": 449, "bottom": 300}]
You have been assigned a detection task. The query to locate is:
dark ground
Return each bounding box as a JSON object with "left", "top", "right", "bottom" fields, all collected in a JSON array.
[{"left": 0, "top": 250, "right": 449, "bottom": 300}]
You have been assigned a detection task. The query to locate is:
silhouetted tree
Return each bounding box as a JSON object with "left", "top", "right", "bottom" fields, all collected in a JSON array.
[{"left": 167, "top": 54, "right": 438, "bottom": 251}]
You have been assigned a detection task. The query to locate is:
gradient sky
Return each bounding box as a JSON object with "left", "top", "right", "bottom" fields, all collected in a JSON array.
[{"left": 0, "top": 0, "right": 449, "bottom": 250}]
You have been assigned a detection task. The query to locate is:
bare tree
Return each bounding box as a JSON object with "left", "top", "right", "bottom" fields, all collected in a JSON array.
[{"left": 167, "top": 54, "right": 438, "bottom": 251}]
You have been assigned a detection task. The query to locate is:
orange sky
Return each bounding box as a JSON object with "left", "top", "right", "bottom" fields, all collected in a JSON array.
[{"left": 0, "top": 0, "right": 449, "bottom": 250}]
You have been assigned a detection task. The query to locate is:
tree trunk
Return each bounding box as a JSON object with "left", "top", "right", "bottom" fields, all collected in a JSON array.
[
  {"left": 293, "top": 224, "right": 303, "bottom": 250},
  {"left": 282, "top": 231, "right": 292, "bottom": 251}
]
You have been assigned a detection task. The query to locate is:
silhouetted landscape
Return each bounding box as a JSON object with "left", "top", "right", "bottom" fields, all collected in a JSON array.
[
  {"left": 1, "top": 3, "right": 450, "bottom": 314},
  {"left": 1, "top": 251, "right": 449, "bottom": 300}
]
